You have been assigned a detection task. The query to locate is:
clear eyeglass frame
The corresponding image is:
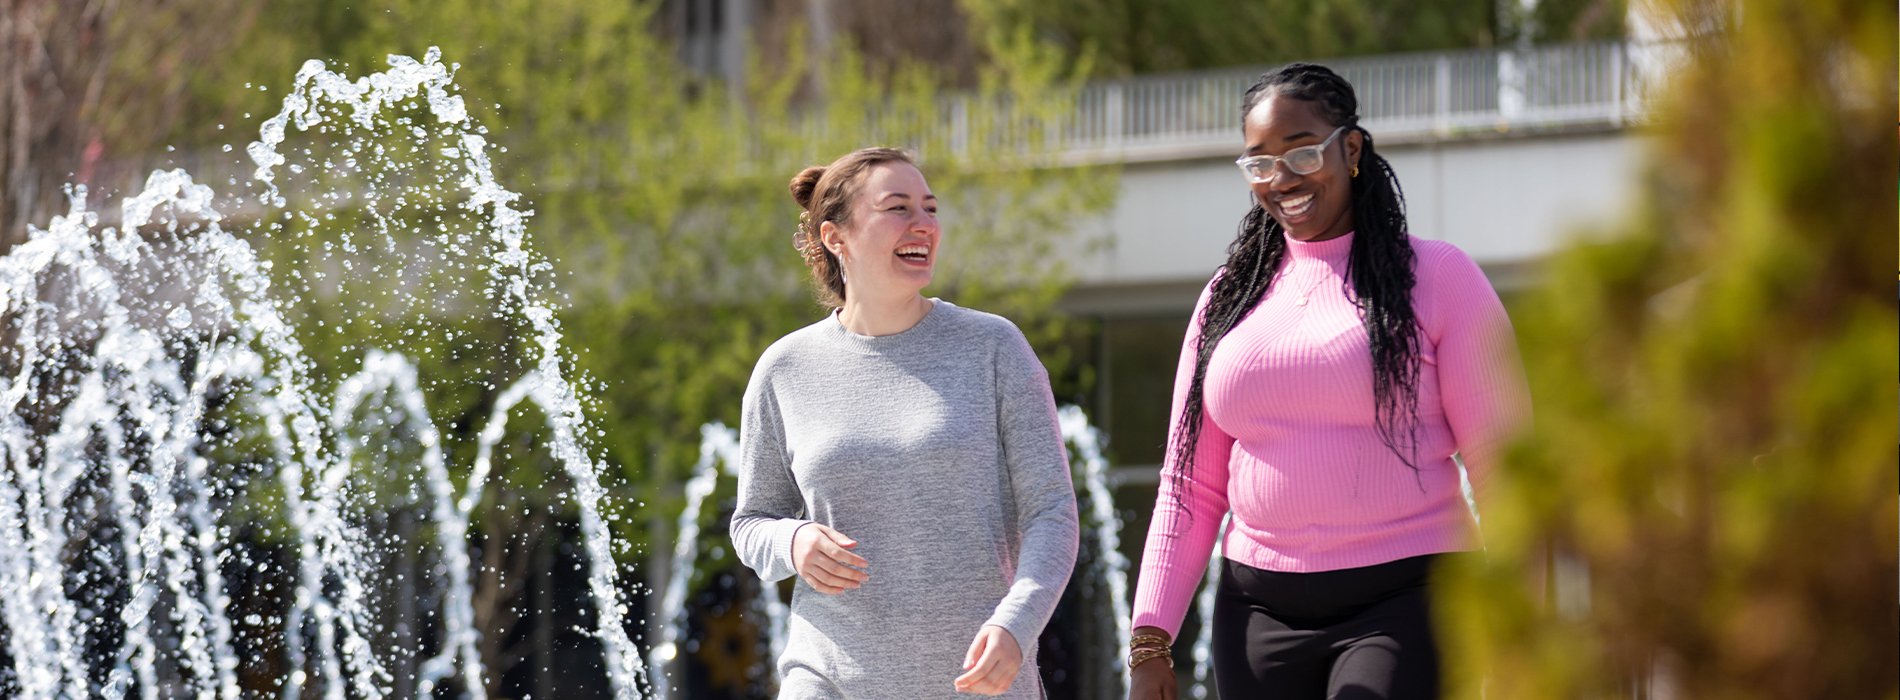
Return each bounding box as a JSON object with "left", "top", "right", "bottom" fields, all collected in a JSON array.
[{"left": 1234, "top": 125, "right": 1348, "bottom": 184}]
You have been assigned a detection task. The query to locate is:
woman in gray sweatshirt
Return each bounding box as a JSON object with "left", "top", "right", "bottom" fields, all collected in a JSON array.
[{"left": 730, "top": 147, "right": 1080, "bottom": 699}]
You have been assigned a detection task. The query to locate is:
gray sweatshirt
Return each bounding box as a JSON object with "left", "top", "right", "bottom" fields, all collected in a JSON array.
[{"left": 730, "top": 299, "right": 1080, "bottom": 699}]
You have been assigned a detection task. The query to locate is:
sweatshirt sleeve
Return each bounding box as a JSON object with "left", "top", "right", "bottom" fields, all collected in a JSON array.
[
  {"left": 1422, "top": 243, "right": 1531, "bottom": 509},
  {"left": 1130, "top": 278, "right": 1236, "bottom": 639},
  {"left": 729, "top": 358, "right": 811, "bottom": 584},
  {"left": 983, "top": 323, "right": 1081, "bottom": 649}
]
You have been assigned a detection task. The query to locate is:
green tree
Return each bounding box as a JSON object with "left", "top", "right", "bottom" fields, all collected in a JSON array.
[
  {"left": 292, "top": 0, "right": 1113, "bottom": 518},
  {"left": 1514, "top": 0, "right": 1627, "bottom": 44},
  {"left": 1438, "top": 0, "right": 1897, "bottom": 696},
  {"left": 960, "top": 0, "right": 1511, "bottom": 76},
  {"left": 0, "top": 0, "right": 267, "bottom": 250},
  {"left": 166, "top": 1, "right": 1113, "bottom": 693}
]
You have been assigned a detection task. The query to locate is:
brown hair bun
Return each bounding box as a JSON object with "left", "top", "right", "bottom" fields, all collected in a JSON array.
[{"left": 789, "top": 166, "right": 825, "bottom": 210}]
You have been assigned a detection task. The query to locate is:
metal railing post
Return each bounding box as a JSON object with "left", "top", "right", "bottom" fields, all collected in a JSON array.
[
  {"left": 1611, "top": 42, "right": 1627, "bottom": 126},
  {"left": 1435, "top": 55, "right": 1452, "bottom": 137}
]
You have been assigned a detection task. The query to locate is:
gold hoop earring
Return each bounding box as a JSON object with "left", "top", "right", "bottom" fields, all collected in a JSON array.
[{"left": 1351, "top": 165, "right": 1360, "bottom": 178}]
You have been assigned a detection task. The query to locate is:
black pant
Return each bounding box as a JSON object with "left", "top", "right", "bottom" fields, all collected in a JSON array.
[{"left": 1210, "top": 554, "right": 1451, "bottom": 699}]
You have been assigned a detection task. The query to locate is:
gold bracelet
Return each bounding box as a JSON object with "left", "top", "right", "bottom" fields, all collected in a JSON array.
[
  {"left": 1127, "top": 646, "right": 1172, "bottom": 670},
  {"left": 1130, "top": 633, "right": 1171, "bottom": 649}
]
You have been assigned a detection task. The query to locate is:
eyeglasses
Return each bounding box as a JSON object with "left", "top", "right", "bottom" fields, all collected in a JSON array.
[{"left": 1233, "top": 125, "right": 1347, "bottom": 184}]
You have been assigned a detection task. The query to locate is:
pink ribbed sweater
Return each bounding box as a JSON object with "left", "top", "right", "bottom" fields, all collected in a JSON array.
[{"left": 1130, "top": 232, "right": 1530, "bottom": 637}]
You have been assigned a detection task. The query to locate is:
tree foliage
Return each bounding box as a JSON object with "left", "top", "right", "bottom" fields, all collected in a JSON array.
[
  {"left": 163, "top": 0, "right": 1115, "bottom": 564},
  {"left": 1, "top": 2, "right": 1113, "bottom": 692},
  {"left": 1438, "top": 0, "right": 1897, "bottom": 696},
  {"left": 958, "top": 0, "right": 1505, "bottom": 76},
  {"left": 0, "top": 0, "right": 268, "bottom": 250}
]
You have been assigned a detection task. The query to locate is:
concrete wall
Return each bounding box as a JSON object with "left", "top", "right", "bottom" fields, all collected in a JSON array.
[{"left": 1065, "top": 129, "right": 1647, "bottom": 315}]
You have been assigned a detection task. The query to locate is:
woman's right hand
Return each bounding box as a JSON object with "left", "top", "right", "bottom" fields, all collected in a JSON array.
[
  {"left": 1128, "top": 626, "right": 1178, "bottom": 700},
  {"left": 791, "top": 522, "right": 869, "bottom": 594}
]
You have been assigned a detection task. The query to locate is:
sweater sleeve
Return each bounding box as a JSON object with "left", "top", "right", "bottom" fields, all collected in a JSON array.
[
  {"left": 1423, "top": 243, "right": 1531, "bottom": 509},
  {"left": 983, "top": 323, "right": 1081, "bottom": 649},
  {"left": 729, "top": 359, "right": 811, "bottom": 584},
  {"left": 1130, "top": 279, "right": 1236, "bottom": 639}
]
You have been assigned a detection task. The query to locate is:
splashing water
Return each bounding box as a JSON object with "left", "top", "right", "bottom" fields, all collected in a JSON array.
[
  {"left": 1058, "top": 406, "right": 1135, "bottom": 696},
  {"left": 646, "top": 423, "right": 789, "bottom": 699},
  {"left": 0, "top": 49, "right": 645, "bottom": 699}
]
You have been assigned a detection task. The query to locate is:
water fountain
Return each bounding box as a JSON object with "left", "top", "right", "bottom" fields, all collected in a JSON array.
[
  {"left": 1062, "top": 406, "right": 1227, "bottom": 700},
  {"left": 1057, "top": 406, "right": 1135, "bottom": 696},
  {"left": 1, "top": 44, "right": 1240, "bottom": 700},
  {"left": 646, "top": 423, "right": 788, "bottom": 700},
  {"left": 0, "top": 49, "right": 645, "bottom": 699}
]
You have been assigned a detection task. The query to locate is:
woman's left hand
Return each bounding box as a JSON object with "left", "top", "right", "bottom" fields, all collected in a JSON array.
[{"left": 953, "top": 624, "right": 1022, "bottom": 695}]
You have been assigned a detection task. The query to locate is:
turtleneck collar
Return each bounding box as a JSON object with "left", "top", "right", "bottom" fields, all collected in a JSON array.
[{"left": 1285, "top": 230, "right": 1354, "bottom": 263}]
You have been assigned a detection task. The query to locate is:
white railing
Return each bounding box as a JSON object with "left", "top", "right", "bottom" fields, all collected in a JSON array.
[
  {"left": 87, "top": 39, "right": 1683, "bottom": 208},
  {"left": 1027, "top": 39, "right": 1682, "bottom": 163},
  {"left": 744, "top": 39, "right": 1681, "bottom": 172}
]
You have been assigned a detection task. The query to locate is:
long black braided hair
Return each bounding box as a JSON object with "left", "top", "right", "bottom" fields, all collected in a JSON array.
[{"left": 1165, "top": 63, "right": 1421, "bottom": 523}]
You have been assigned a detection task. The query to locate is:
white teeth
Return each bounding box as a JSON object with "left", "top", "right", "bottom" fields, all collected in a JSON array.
[
  {"left": 1280, "top": 193, "right": 1315, "bottom": 217},
  {"left": 896, "top": 245, "right": 928, "bottom": 257}
]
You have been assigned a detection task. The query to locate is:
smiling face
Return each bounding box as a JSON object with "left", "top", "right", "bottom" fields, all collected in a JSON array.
[
  {"left": 820, "top": 162, "right": 940, "bottom": 300},
  {"left": 1242, "top": 93, "right": 1362, "bottom": 242}
]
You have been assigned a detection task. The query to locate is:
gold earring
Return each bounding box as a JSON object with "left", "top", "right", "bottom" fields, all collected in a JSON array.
[{"left": 1351, "top": 165, "right": 1360, "bottom": 178}]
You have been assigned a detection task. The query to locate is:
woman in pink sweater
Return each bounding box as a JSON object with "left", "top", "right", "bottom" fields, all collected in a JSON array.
[{"left": 1126, "top": 63, "right": 1530, "bottom": 699}]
